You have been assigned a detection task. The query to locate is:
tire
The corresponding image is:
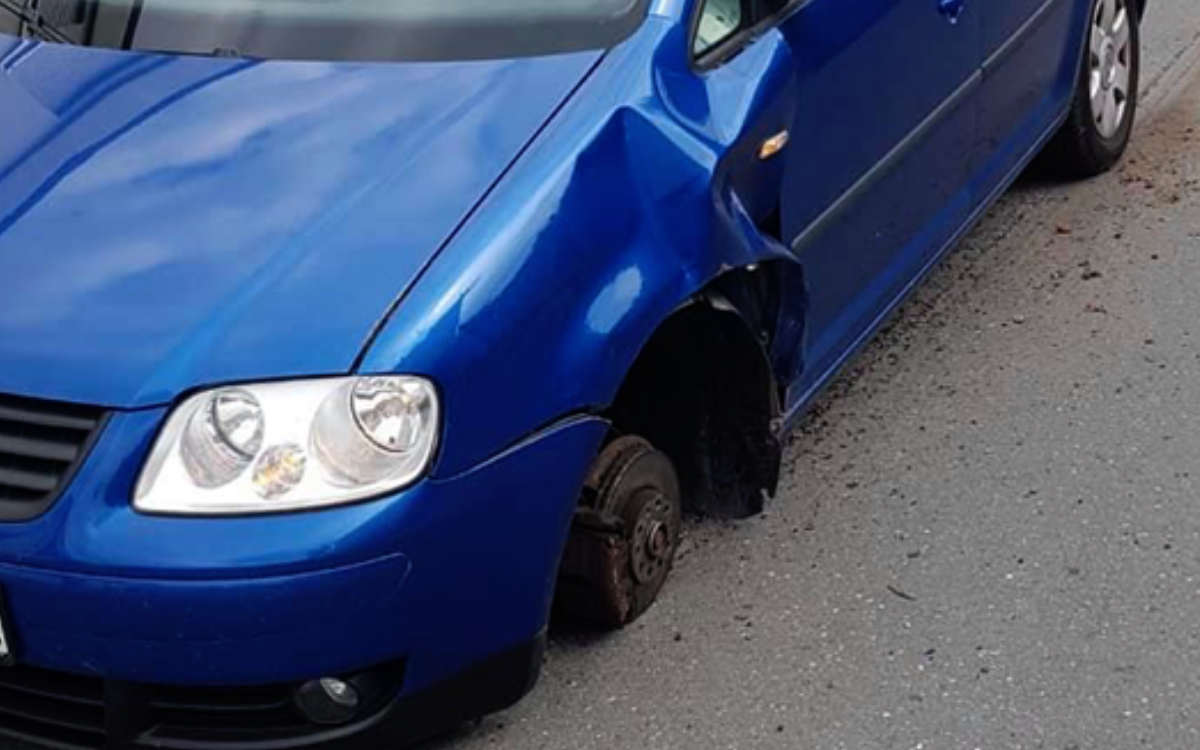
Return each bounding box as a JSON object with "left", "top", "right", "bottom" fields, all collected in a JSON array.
[
  {"left": 1040, "top": 0, "right": 1140, "bottom": 178},
  {"left": 554, "top": 436, "right": 682, "bottom": 629}
]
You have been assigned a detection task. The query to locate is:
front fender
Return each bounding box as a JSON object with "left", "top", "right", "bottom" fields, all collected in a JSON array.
[{"left": 359, "top": 16, "right": 798, "bottom": 477}]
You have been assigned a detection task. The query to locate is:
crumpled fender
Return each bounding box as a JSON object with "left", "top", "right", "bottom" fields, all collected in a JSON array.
[{"left": 359, "top": 16, "right": 805, "bottom": 477}]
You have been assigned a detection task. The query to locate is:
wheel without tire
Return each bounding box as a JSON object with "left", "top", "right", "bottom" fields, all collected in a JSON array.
[
  {"left": 554, "top": 436, "right": 682, "bottom": 629},
  {"left": 1040, "top": 0, "right": 1140, "bottom": 178}
]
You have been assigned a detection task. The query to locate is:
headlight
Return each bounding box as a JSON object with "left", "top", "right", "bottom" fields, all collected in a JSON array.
[{"left": 134, "top": 376, "right": 439, "bottom": 515}]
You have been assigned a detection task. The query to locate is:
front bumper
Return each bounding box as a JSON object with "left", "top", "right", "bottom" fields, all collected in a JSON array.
[
  {"left": 0, "top": 630, "right": 545, "bottom": 749},
  {"left": 0, "top": 409, "right": 607, "bottom": 747}
]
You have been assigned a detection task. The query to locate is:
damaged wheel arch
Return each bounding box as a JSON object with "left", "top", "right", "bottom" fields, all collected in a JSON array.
[{"left": 604, "top": 265, "right": 788, "bottom": 519}]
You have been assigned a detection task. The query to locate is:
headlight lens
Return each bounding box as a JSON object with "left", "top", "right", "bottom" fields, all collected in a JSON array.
[
  {"left": 134, "top": 376, "right": 439, "bottom": 515},
  {"left": 180, "top": 388, "right": 264, "bottom": 487}
]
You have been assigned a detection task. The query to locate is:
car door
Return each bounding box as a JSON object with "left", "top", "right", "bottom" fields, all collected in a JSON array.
[
  {"left": 685, "top": 0, "right": 980, "bottom": 409},
  {"left": 726, "top": 0, "right": 980, "bottom": 409},
  {"left": 974, "top": 0, "right": 1086, "bottom": 196}
]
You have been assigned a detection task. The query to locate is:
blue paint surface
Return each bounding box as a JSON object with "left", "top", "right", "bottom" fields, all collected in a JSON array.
[
  {"left": 0, "top": 38, "right": 599, "bottom": 407},
  {"left": 0, "top": 0, "right": 1094, "bottom": 701}
]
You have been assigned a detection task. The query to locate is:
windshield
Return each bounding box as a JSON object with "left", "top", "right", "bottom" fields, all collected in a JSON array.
[{"left": 0, "top": 0, "right": 648, "bottom": 61}]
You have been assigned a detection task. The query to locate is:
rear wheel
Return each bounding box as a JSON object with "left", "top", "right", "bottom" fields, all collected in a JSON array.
[
  {"left": 1040, "top": 0, "right": 1140, "bottom": 177},
  {"left": 554, "top": 436, "right": 682, "bottom": 629}
]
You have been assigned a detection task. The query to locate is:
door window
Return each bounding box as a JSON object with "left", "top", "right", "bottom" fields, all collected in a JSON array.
[
  {"left": 691, "top": 0, "right": 797, "bottom": 64},
  {"left": 693, "top": 0, "right": 745, "bottom": 56}
]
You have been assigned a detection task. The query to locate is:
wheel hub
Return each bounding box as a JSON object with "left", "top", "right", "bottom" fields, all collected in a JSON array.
[
  {"left": 556, "top": 436, "right": 683, "bottom": 628},
  {"left": 646, "top": 520, "right": 670, "bottom": 561},
  {"left": 1100, "top": 38, "right": 1117, "bottom": 89},
  {"left": 630, "top": 491, "right": 676, "bottom": 585}
]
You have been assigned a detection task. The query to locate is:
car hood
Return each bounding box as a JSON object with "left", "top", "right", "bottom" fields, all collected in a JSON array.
[{"left": 0, "top": 37, "right": 598, "bottom": 408}]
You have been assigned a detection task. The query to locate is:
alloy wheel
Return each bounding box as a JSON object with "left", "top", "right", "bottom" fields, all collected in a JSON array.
[{"left": 1089, "top": 0, "right": 1132, "bottom": 139}]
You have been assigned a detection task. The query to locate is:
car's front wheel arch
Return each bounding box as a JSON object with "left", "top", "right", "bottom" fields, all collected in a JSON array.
[{"left": 603, "top": 279, "right": 783, "bottom": 520}]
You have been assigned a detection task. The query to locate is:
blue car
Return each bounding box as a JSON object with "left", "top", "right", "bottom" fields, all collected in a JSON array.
[{"left": 0, "top": 0, "right": 1142, "bottom": 746}]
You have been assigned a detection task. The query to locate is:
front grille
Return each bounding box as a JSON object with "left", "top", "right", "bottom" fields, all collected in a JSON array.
[
  {"left": 0, "top": 662, "right": 405, "bottom": 749},
  {"left": 143, "top": 682, "right": 314, "bottom": 745},
  {"left": 0, "top": 665, "right": 106, "bottom": 749},
  {"left": 0, "top": 393, "right": 105, "bottom": 521}
]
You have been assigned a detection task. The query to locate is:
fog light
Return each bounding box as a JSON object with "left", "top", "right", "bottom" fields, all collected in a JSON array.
[{"left": 295, "top": 676, "right": 360, "bottom": 725}]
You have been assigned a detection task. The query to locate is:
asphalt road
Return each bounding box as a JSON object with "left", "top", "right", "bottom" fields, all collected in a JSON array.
[{"left": 431, "top": 5, "right": 1200, "bottom": 750}]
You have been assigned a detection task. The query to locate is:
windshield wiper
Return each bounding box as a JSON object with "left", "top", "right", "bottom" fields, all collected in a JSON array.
[{"left": 0, "top": 0, "right": 76, "bottom": 45}]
